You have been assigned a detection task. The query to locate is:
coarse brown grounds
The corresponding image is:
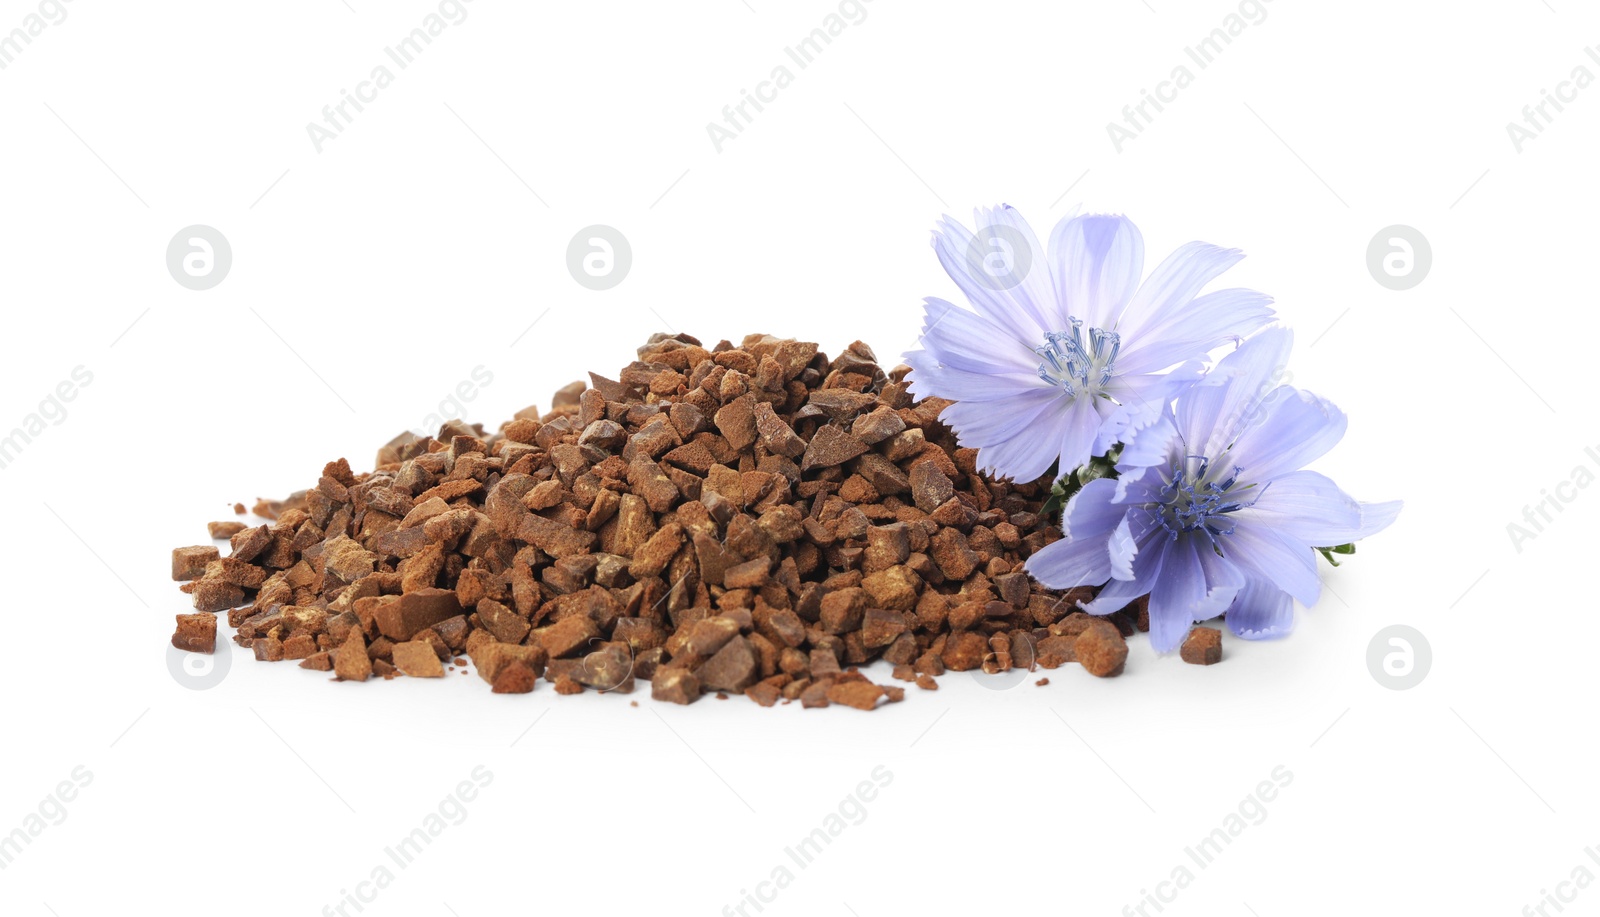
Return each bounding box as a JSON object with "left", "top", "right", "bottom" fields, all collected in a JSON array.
[{"left": 168, "top": 334, "right": 1194, "bottom": 710}]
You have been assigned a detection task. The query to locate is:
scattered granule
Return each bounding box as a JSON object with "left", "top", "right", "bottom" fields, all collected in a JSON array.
[
  {"left": 747, "top": 681, "right": 782, "bottom": 707},
  {"left": 190, "top": 578, "right": 245, "bottom": 614},
  {"left": 282, "top": 634, "right": 317, "bottom": 661},
  {"left": 491, "top": 661, "right": 537, "bottom": 694},
  {"left": 826, "top": 680, "right": 885, "bottom": 711},
  {"left": 1075, "top": 623, "right": 1128, "bottom": 678},
  {"left": 333, "top": 633, "right": 371, "bottom": 682},
  {"left": 1051, "top": 612, "right": 1098, "bottom": 637},
  {"left": 941, "top": 632, "right": 988, "bottom": 672},
  {"left": 233, "top": 502, "right": 247, "bottom": 515},
  {"left": 393, "top": 641, "right": 445, "bottom": 677},
  {"left": 300, "top": 652, "right": 333, "bottom": 671},
  {"left": 1035, "top": 677, "right": 1049, "bottom": 687},
  {"left": 538, "top": 616, "right": 599, "bottom": 659},
  {"left": 374, "top": 589, "right": 462, "bottom": 642},
  {"left": 171, "top": 546, "right": 219, "bottom": 582},
  {"left": 799, "top": 681, "right": 831, "bottom": 708},
  {"left": 208, "top": 520, "right": 248, "bottom": 540},
  {"left": 1036, "top": 635, "right": 1076, "bottom": 669},
  {"left": 470, "top": 642, "right": 548, "bottom": 684},
  {"left": 1180, "top": 626, "right": 1222, "bottom": 665},
  {"left": 164, "top": 333, "right": 1205, "bottom": 710},
  {"left": 576, "top": 644, "right": 634, "bottom": 693},
  {"left": 171, "top": 613, "right": 217, "bottom": 653},
  {"left": 698, "top": 636, "right": 758, "bottom": 693}
]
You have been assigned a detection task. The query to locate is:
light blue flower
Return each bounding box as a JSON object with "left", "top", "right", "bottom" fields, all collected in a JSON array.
[
  {"left": 903, "top": 206, "right": 1275, "bottom": 482},
  {"left": 1024, "top": 327, "right": 1402, "bottom": 652}
]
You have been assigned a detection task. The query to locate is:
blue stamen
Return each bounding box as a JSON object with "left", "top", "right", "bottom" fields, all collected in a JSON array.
[
  {"left": 1149, "top": 455, "right": 1263, "bottom": 548},
  {"left": 1035, "top": 319, "right": 1121, "bottom": 398}
]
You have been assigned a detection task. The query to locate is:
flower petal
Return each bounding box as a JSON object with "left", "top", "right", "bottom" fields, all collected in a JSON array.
[
  {"left": 903, "top": 358, "right": 1048, "bottom": 402},
  {"left": 1356, "top": 500, "right": 1404, "bottom": 540},
  {"left": 908, "top": 297, "right": 1039, "bottom": 376},
  {"left": 1195, "top": 545, "right": 1247, "bottom": 617},
  {"left": 983, "top": 205, "right": 1061, "bottom": 333},
  {"left": 1048, "top": 214, "right": 1144, "bottom": 329},
  {"left": 938, "top": 387, "right": 1059, "bottom": 445},
  {"left": 1082, "top": 522, "right": 1168, "bottom": 614},
  {"left": 932, "top": 209, "right": 1052, "bottom": 343},
  {"left": 1115, "top": 410, "right": 1179, "bottom": 472},
  {"left": 1056, "top": 393, "right": 1108, "bottom": 476},
  {"left": 1175, "top": 327, "right": 1295, "bottom": 460},
  {"left": 1114, "top": 288, "right": 1276, "bottom": 376},
  {"left": 1225, "top": 575, "right": 1295, "bottom": 640},
  {"left": 1025, "top": 479, "right": 1126, "bottom": 588},
  {"left": 1090, "top": 393, "right": 1133, "bottom": 456},
  {"left": 1115, "top": 241, "right": 1244, "bottom": 339},
  {"left": 1063, "top": 477, "right": 1126, "bottom": 541},
  {"left": 1079, "top": 577, "right": 1146, "bottom": 615},
  {"left": 1108, "top": 515, "right": 1137, "bottom": 581},
  {"left": 1228, "top": 387, "right": 1348, "bottom": 483},
  {"left": 1239, "top": 470, "right": 1403, "bottom": 545},
  {"left": 940, "top": 388, "right": 1067, "bottom": 482},
  {"left": 1148, "top": 536, "right": 1206, "bottom": 652},
  {"left": 1105, "top": 360, "right": 1205, "bottom": 432},
  {"left": 1223, "top": 516, "right": 1321, "bottom": 607}
]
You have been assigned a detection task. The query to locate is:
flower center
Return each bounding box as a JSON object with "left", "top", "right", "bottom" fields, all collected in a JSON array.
[
  {"left": 1149, "top": 455, "right": 1260, "bottom": 544},
  {"left": 1035, "top": 319, "right": 1120, "bottom": 398}
]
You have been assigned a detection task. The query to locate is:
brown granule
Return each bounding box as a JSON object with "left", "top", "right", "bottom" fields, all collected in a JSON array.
[
  {"left": 1180, "top": 626, "right": 1222, "bottom": 665},
  {"left": 170, "top": 613, "right": 217, "bottom": 653},
  {"left": 171, "top": 546, "right": 219, "bottom": 582}
]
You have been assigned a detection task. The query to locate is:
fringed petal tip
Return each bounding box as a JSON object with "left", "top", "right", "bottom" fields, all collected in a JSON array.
[
  {"left": 1223, "top": 578, "right": 1296, "bottom": 640},
  {"left": 1357, "top": 500, "right": 1403, "bottom": 540},
  {"left": 1228, "top": 620, "right": 1295, "bottom": 641}
]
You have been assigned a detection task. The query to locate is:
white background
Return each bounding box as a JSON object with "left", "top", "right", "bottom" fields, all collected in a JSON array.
[{"left": 1, "top": 1, "right": 1594, "bottom": 915}]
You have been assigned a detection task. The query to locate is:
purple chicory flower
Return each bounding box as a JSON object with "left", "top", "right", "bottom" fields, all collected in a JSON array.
[
  {"left": 903, "top": 206, "right": 1276, "bottom": 483},
  {"left": 1024, "top": 327, "right": 1402, "bottom": 652}
]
